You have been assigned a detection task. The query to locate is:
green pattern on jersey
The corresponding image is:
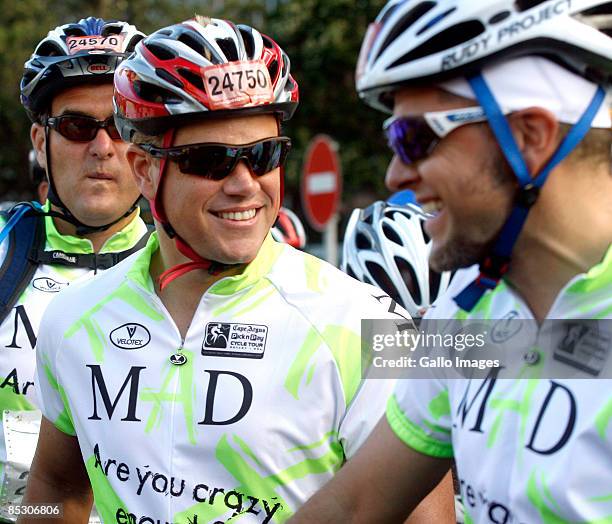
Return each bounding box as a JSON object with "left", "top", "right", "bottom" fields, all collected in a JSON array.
[
  {"left": 212, "top": 279, "right": 276, "bottom": 317},
  {"left": 0, "top": 378, "right": 34, "bottom": 410},
  {"left": 42, "top": 359, "right": 75, "bottom": 435},
  {"left": 85, "top": 452, "right": 130, "bottom": 524},
  {"left": 65, "top": 281, "right": 164, "bottom": 362},
  {"left": 595, "top": 398, "right": 612, "bottom": 441},
  {"left": 304, "top": 254, "right": 327, "bottom": 294},
  {"left": 174, "top": 432, "right": 344, "bottom": 523},
  {"left": 284, "top": 325, "right": 361, "bottom": 407},
  {"left": 139, "top": 349, "right": 197, "bottom": 444}
]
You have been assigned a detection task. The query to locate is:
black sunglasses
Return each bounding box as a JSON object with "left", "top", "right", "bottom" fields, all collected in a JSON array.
[
  {"left": 141, "top": 137, "right": 292, "bottom": 180},
  {"left": 45, "top": 115, "right": 122, "bottom": 142}
]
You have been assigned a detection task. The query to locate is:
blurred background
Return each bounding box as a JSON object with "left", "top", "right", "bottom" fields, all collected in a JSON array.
[{"left": 0, "top": 0, "right": 392, "bottom": 245}]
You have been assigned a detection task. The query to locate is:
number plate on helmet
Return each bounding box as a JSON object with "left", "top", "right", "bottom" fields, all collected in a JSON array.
[
  {"left": 202, "top": 59, "right": 274, "bottom": 110},
  {"left": 66, "top": 35, "right": 125, "bottom": 55}
]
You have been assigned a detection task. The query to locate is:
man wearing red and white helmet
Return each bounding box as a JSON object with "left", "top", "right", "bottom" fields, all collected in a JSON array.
[
  {"left": 291, "top": 2, "right": 612, "bottom": 523},
  {"left": 23, "top": 16, "right": 452, "bottom": 523}
]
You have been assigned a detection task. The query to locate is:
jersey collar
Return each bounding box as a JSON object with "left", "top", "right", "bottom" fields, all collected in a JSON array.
[
  {"left": 44, "top": 200, "right": 147, "bottom": 254},
  {"left": 127, "top": 232, "right": 284, "bottom": 295}
]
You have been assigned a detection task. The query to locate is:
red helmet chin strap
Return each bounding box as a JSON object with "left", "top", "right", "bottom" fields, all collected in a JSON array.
[{"left": 151, "top": 129, "right": 216, "bottom": 290}]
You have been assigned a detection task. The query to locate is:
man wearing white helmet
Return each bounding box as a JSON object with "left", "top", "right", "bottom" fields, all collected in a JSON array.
[
  {"left": 21, "top": 16, "right": 452, "bottom": 523},
  {"left": 0, "top": 17, "right": 148, "bottom": 522},
  {"left": 291, "top": 1, "right": 612, "bottom": 522}
]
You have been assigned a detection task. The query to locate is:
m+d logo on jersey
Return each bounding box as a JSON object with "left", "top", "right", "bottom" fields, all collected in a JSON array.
[
  {"left": 109, "top": 323, "right": 151, "bottom": 350},
  {"left": 202, "top": 322, "right": 267, "bottom": 359}
]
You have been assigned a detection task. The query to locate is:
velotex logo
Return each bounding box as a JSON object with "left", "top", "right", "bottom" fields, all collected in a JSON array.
[
  {"left": 202, "top": 322, "right": 267, "bottom": 359},
  {"left": 109, "top": 323, "right": 151, "bottom": 350},
  {"left": 32, "top": 277, "right": 68, "bottom": 293}
]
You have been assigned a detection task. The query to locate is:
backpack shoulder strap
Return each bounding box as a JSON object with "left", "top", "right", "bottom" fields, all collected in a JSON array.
[{"left": 0, "top": 211, "right": 45, "bottom": 325}]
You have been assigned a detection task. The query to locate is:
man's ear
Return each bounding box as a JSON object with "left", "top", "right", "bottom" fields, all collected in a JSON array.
[
  {"left": 507, "top": 107, "right": 559, "bottom": 179},
  {"left": 126, "top": 144, "right": 158, "bottom": 200},
  {"left": 30, "top": 123, "right": 47, "bottom": 170}
]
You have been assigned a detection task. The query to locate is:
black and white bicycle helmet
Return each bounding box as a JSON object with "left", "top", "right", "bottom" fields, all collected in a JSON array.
[
  {"left": 21, "top": 17, "right": 144, "bottom": 123},
  {"left": 357, "top": 0, "right": 612, "bottom": 113},
  {"left": 342, "top": 201, "right": 453, "bottom": 317},
  {"left": 20, "top": 17, "right": 145, "bottom": 234}
]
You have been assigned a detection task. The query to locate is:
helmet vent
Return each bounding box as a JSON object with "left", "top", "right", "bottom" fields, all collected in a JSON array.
[
  {"left": 416, "top": 7, "right": 457, "bottom": 36},
  {"left": 178, "top": 32, "right": 214, "bottom": 61},
  {"left": 489, "top": 11, "right": 512, "bottom": 24},
  {"left": 514, "top": 0, "right": 548, "bottom": 12},
  {"left": 429, "top": 270, "right": 441, "bottom": 302},
  {"left": 178, "top": 68, "right": 204, "bottom": 91},
  {"left": 216, "top": 38, "right": 238, "bottom": 61},
  {"left": 64, "top": 26, "right": 87, "bottom": 37},
  {"left": 146, "top": 42, "right": 176, "bottom": 61},
  {"left": 376, "top": 2, "right": 436, "bottom": 61},
  {"left": 102, "top": 24, "right": 123, "bottom": 36},
  {"left": 382, "top": 223, "right": 403, "bottom": 246},
  {"left": 262, "top": 35, "right": 275, "bottom": 49},
  {"left": 367, "top": 261, "right": 403, "bottom": 305},
  {"left": 155, "top": 68, "right": 184, "bottom": 88},
  {"left": 281, "top": 55, "right": 288, "bottom": 77},
  {"left": 420, "top": 219, "right": 430, "bottom": 242},
  {"left": 346, "top": 264, "right": 358, "bottom": 280},
  {"left": 268, "top": 59, "right": 279, "bottom": 82},
  {"left": 239, "top": 27, "right": 256, "bottom": 57},
  {"left": 134, "top": 80, "right": 182, "bottom": 104},
  {"left": 390, "top": 20, "right": 485, "bottom": 67},
  {"left": 395, "top": 257, "right": 421, "bottom": 305},
  {"left": 356, "top": 232, "right": 372, "bottom": 250},
  {"left": 36, "top": 42, "right": 64, "bottom": 57}
]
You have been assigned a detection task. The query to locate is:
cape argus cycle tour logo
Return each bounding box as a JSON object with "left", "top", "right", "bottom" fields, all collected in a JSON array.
[
  {"left": 32, "top": 277, "right": 68, "bottom": 293},
  {"left": 109, "top": 323, "right": 151, "bottom": 350},
  {"left": 202, "top": 322, "right": 268, "bottom": 358}
]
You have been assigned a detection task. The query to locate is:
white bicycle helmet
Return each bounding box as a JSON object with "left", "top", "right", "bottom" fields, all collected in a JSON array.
[
  {"left": 357, "top": 0, "right": 612, "bottom": 112},
  {"left": 342, "top": 201, "right": 453, "bottom": 317}
]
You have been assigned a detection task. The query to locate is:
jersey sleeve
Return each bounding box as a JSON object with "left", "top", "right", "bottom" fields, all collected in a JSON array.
[
  {"left": 387, "top": 374, "right": 453, "bottom": 458},
  {"left": 35, "top": 299, "right": 76, "bottom": 436},
  {"left": 336, "top": 288, "right": 408, "bottom": 459}
]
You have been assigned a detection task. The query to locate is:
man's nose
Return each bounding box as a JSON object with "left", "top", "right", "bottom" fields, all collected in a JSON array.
[{"left": 385, "top": 155, "right": 421, "bottom": 193}]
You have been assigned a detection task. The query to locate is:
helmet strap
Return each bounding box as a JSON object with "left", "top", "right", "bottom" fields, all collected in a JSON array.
[{"left": 453, "top": 73, "right": 606, "bottom": 311}]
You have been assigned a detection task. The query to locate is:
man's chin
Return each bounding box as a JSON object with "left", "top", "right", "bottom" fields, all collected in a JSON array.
[{"left": 430, "top": 238, "right": 489, "bottom": 273}]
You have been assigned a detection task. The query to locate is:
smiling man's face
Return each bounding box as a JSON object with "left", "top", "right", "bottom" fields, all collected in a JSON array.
[
  {"left": 33, "top": 83, "right": 140, "bottom": 226},
  {"left": 159, "top": 113, "right": 282, "bottom": 264},
  {"left": 385, "top": 86, "right": 516, "bottom": 272}
]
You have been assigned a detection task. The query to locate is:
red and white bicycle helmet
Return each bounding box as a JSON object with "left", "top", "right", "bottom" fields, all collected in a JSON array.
[
  {"left": 114, "top": 16, "right": 299, "bottom": 142},
  {"left": 271, "top": 207, "right": 307, "bottom": 249},
  {"left": 113, "top": 17, "right": 299, "bottom": 288}
]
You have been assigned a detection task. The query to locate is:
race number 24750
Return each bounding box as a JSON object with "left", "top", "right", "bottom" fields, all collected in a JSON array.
[{"left": 202, "top": 59, "right": 274, "bottom": 110}]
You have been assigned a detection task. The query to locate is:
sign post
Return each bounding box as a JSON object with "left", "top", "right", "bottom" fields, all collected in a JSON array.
[{"left": 301, "top": 135, "right": 342, "bottom": 265}]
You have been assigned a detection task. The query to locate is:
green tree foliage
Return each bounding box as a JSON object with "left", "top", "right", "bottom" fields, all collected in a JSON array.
[{"left": 0, "top": 0, "right": 391, "bottom": 219}]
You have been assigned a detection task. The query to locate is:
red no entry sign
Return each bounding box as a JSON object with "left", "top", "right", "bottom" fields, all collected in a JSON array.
[{"left": 301, "top": 135, "right": 341, "bottom": 232}]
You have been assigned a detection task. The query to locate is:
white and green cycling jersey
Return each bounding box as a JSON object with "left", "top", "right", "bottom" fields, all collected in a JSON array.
[
  {"left": 389, "top": 245, "right": 612, "bottom": 523},
  {"left": 0, "top": 204, "right": 148, "bottom": 519},
  {"left": 37, "top": 233, "right": 402, "bottom": 524}
]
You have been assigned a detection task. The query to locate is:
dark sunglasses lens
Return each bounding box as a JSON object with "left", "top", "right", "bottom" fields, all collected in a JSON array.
[
  {"left": 57, "top": 117, "right": 97, "bottom": 141},
  {"left": 179, "top": 145, "right": 235, "bottom": 179},
  {"left": 386, "top": 119, "right": 438, "bottom": 165},
  {"left": 248, "top": 140, "right": 287, "bottom": 175},
  {"left": 105, "top": 120, "right": 121, "bottom": 140}
]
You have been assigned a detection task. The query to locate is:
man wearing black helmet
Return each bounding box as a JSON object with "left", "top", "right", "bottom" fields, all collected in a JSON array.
[
  {"left": 291, "top": 1, "right": 612, "bottom": 523},
  {"left": 22, "top": 16, "right": 452, "bottom": 524},
  {"left": 0, "top": 17, "right": 148, "bottom": 521}
]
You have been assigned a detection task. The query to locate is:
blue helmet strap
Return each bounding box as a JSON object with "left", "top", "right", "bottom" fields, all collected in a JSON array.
[{"left": 454, "top": 73, "right": 606, "bottom": 311}]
